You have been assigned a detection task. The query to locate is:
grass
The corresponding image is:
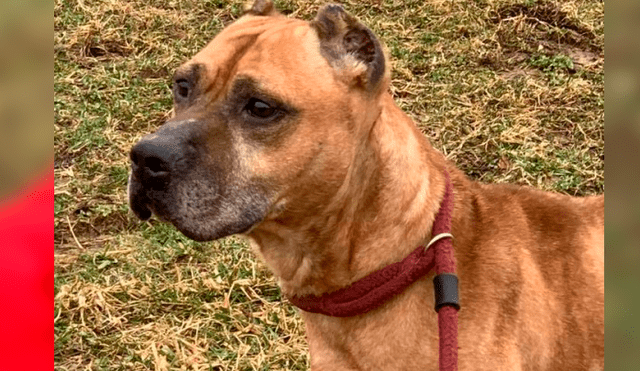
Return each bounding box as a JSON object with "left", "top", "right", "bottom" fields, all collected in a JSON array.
[{"left": 54, "top": 0, "right": 604, "bottom": 369}]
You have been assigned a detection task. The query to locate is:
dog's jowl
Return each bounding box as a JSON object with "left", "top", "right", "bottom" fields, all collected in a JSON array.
[{"left": 128, "top": 1, "right": 604, "bottom": 370}]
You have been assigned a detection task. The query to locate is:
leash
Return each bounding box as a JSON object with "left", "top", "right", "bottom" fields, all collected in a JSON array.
[{"left": 288, "top": 170, "right": 459, "bottom": 370}]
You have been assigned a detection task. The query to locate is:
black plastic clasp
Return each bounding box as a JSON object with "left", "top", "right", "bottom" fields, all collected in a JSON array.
[{"left": 433, "top": 273, "right": 460, "bottom": 312}]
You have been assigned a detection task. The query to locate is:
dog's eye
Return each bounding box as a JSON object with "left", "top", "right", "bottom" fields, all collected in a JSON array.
[
  {"left": 246, "top": 98, "right": 277, "bottom": 119},
  {"left": 174, "top": 79, "right": 190, "bottom": 100}
]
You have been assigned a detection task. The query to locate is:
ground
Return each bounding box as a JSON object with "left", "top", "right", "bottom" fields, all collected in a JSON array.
[{"left": 54, "top": 0, "right": 604, "bottom": 370}]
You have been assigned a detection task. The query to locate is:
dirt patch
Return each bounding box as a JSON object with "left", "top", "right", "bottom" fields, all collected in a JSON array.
[
  {"left": 54, "top": 152, "right": 75, "bottom": 169},
  {"left": 497, "top": 67, "right": 541, "bottom": 80},
  {"left": 491, "top": 2, "right": 593, "bottom": 36},
  {"left": 483, "top": 1, "right": 602, "bottom": 73},
  {"left": 56, "top": 208, "right": 133, "bottom": 248},
  {"left": 492, "top": 2, "right": 599, "bottom": 50},
  {"left": 81, "top": 38, "right": 133, "bottom": 59},
  {"left": 53, "top": 140, "right": 87, "bottom": 169},
  {"left": 561, "top": 45, "right": 600, "bottom": 68},
  {"left": 139, "top": 66, "right": 170, "bottom": 80}
]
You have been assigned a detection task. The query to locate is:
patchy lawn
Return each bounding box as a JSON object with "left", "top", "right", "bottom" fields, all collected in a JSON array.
[{"left": 54, "top": 0, "right": 603, "bottom": 369}]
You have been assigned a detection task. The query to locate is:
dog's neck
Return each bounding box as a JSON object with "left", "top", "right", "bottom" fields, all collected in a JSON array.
[{"left": 248, "top": 93, "right": 461, "bottom": 297}]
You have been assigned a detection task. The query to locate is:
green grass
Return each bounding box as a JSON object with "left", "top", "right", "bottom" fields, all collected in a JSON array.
[{"left": 54, "top": 0, "right": 603, "bottom": 369}]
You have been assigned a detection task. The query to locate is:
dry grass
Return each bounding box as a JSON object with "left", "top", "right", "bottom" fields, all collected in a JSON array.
[{"left": 54, "top": 0, "right": 603, "bottom": 369}]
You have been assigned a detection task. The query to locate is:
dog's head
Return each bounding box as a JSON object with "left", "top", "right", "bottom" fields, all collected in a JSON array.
[{"left": 128, "top": 1, "right": 389, "bottom": 241}]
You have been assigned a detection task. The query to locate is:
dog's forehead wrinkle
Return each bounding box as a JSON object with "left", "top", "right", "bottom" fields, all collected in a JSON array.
[
  {"left": 190, "top": 31, "right": 270, "bottom": 104},
  {"left": 198, "top": 16, "right": 302, "bottom": 64},
  {"left": 237, "top": 24, "right": 325, "bottom": 73},
  {"left": 198, "top": 22, "right": 309, "bottom": 106},
  {"left": 259, "top": 22, "right": 311, "bottom": 46}
]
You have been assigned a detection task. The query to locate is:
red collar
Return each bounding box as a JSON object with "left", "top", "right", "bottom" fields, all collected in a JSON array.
[
  {"left": 287, "top": 170, "right": 459, "bottom": 370},
  {"left": 288, "top": 170, "right": 456, "bottom": 315}
]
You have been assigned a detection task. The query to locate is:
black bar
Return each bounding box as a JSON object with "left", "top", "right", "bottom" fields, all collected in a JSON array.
[{"left": 433, "top": 273, "right": 460, "bottom": 312}]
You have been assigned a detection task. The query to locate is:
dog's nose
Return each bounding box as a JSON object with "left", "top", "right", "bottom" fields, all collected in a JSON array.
[{"left": 130, "top": 137, "right": 177, "bottom": 188}]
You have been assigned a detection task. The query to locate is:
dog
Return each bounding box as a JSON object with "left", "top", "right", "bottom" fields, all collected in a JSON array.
[{"left": 128, "top": 1, "right": 604, "bottom": 370}]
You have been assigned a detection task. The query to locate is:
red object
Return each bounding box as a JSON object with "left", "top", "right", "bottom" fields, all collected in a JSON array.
[
  {"left": 289, "top": 171, "right": 459, "bottom": 370},
  {"left": 0, "top": 167, "right": 54, "bottom": 370}
]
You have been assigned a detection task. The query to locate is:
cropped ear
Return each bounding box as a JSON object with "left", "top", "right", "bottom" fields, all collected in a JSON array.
[
  {"left": 312, "top": 4, "right": 388, "bottom": 93},
  {"left": 244, "top": 0, "right": 279, "bottom": 17}
]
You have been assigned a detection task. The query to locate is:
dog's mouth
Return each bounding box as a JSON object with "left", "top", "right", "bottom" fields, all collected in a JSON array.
[
  {"left": 127, "top": 174, "right": 206, "bottom": 240},
  {"left": 127, "top": 173, "right": 155, "bottom": 221},
  {"left": 127, "top": 170, "right": 272, "bottom": 242},
  {"left": 130, "top": 194, "right": 153, "bottom": 221},
  {"left": 128, "top": 172, "right": 181, "bottom": 228}
]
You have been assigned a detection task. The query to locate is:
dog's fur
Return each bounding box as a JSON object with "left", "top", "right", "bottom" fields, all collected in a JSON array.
[{"left": 128, "top": 2, "right": 604, "bottom": 370}]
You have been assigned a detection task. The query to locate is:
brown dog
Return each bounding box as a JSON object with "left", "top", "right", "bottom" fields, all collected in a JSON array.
[{"left": 128, "top": 1, "right": 604, "bottom": 370}]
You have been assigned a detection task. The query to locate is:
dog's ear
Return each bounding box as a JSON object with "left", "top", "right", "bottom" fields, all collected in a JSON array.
[
  {"left": 244, "top": 0, "right": 279, "bottom": 16},
  {"left": 312, "top": 4, "right": 388, "bottom": 93}
]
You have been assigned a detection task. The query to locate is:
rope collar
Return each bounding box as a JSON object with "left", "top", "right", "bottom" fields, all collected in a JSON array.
[
  {"left": 288, "top": 170, "right": 456, "bottom": 315},
  {"left": 287, "top": 170, "right": 460, "bottom": 370}
]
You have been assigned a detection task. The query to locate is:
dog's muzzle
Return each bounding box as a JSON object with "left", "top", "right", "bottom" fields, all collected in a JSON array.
[
  {"left": 128, "top": 121, "right": 199, "bottom": 222},
  {"left": 127, "top": 119, "right": 270, "bottom": 242}
]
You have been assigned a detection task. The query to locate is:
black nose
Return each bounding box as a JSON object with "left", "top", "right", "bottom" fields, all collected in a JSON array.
[{"left": 130, "top": 137, "right": 178, "bottom": 188}]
